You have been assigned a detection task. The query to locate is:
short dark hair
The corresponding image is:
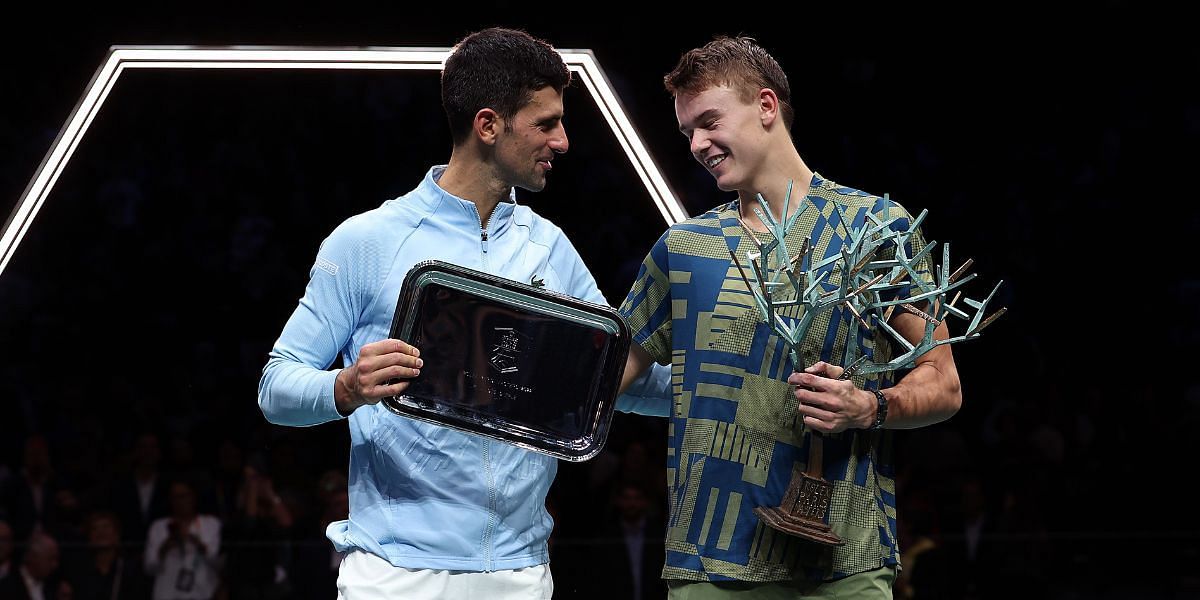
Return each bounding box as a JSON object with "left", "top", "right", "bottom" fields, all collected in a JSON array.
[
  {"left": 441, "top": 27, "right": 571, "bottom": 145},
  {"left": 664, "top": 36, "right": 794, "bottom": 130}
]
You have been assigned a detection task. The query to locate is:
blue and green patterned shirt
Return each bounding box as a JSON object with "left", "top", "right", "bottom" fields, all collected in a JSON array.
[{"left": 619, "top": 173, "right": 933, "bottom": 582}]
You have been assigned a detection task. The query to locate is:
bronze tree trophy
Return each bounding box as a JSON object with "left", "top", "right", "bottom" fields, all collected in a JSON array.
[{"left": 728, "top": 181, "right": 1005, "bottom": 546}]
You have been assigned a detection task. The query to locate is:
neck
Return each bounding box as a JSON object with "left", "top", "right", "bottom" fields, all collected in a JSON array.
[
  {"left": 439, "top": 152, "right": 510, "bottom": 228},
  {"left": 736, "top": 151, "right": 813, "bottom": 231}
]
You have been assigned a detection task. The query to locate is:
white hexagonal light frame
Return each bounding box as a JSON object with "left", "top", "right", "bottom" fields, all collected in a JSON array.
[{"left": 0, "top": 45, "right": 688, "bottom": 276}]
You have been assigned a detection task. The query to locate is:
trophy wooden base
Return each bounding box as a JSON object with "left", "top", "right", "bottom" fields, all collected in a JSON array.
[
  {"left": 754, "top": 468, "right": 844, "bottom": 546},
  {"left": 754, "top": 505, "right": 843, "bottom": 546}
]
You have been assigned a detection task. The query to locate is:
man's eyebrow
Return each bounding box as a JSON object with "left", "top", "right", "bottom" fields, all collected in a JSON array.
[{"left": 680, "top": 108, "right": 719, "bottom": 133}]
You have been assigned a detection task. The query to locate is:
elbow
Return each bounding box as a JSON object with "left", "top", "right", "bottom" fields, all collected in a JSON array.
[
  {"left": 922, "top": 364, "right": 962, "bottom": 426},
  {"left": 257, "top": 366, "right": 287, "bottom": 425},
  {"left": 257, "top": 394, "right": 280, "bottom": 425},
  {"left": 257, "top": 388, "right": 290, "bottom": 426},
  {"left": 944, "top": 374, "right": 963, "bottom": 419}
]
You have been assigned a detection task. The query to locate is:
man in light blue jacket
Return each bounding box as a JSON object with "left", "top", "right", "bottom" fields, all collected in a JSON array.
[{"left": 258, "top": 27, "right": 667, "bottom": 599}]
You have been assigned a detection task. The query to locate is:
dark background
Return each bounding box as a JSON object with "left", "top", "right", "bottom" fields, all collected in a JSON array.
[{"left": 1, "top": 4, "right": 1197, "bottom": 599}]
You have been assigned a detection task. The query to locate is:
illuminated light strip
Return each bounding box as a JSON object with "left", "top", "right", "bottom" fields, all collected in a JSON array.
[
  {"left": 1, "top": 46, "right": 686, "bottom": 277},
  {"left": 561, "top": 51, "right": 687, "bottom": 225}
]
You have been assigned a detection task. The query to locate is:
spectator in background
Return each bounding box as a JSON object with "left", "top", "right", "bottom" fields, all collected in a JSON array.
[
  {"left": 0, "top": 531, "right": 70, "bottom": 599},
  {"left": 288, "top": 483, "right": 347, "bottom": 600},
  {"left": 144, "top": 480, "right": 220, "bottom": 600},
  {"left": 586, "top": 481, "right": 666, "bottom": 600},
  {"left": 222, "top": 461, "right": 293, "bottom": 600},
  {"left": 63, "top": 511, "right": 149, "bottom": 600},
  {"left": 111, "top": 432, "right": 169, "bottom": 547},
  {"left": 2, "top": 435, "right": 77, "bottom": 543},
  {"left": 164, "top": 438, "right": 215, "bottom": 513},
  {"left": 211, "top": 440, "right": 246, "bottom": 525}
]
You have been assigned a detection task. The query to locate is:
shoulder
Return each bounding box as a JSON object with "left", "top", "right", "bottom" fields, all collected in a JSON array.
[
  {"left": 677, "top": 202, "right": 731, "bottom": 230},
  {"left": 512, "top": 205, "right": 603, "bottom": 260},
  {"left": 335, "top": 189, "right": 432, "bottom": 239},
  {"left": 810, "top": 173, "right": 917, "bottom": 223},
  {"left": 656, "top": 201, "right": 731, "bottom": 244},
  {"left": 511, "top": 204, "right": 567, "bottom": 244},
  {"left": 328, "top": 206, "right": 388, "bottom": 238},
  {"left": 319, "top": 199, "right": 421, "bottom": 258}
]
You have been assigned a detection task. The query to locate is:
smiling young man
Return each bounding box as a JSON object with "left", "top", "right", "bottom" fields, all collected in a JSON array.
[
  {"left": 618, "top": 36, "right": 962, "bottom": 598},
  {"left": 258, "top": 27, "right": 669, "bottom": 599}
]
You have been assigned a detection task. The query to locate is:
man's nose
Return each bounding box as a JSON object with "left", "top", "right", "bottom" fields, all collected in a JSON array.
[
  {"left": 690, "top": 130, "right": 709, "bottom": 156},
  {"left": 550, "top": 124, "right": 568, "bottom": 154}
]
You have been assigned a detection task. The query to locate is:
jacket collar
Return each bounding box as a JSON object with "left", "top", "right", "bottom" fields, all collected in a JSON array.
[{"left": 419, "top": 165, "right": 517, "bottom": 236}]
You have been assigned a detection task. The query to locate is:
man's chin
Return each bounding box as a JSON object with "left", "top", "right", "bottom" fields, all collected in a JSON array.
[{"left": 516, "top": 180, "right": 547, "bottom": 193}]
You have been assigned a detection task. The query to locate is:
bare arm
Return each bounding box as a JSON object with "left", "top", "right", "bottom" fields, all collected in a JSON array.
[
  {"left": 619, "top": 344, "right": 655, "bottom": 397},
  {"left": 875, "top": 313, "right": 961, "bottom": 428},
  {"left": 789, "top": 311, "right": 961, "bottom": 433}
]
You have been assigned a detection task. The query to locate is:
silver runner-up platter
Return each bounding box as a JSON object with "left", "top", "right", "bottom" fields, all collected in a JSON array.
[{"left": 381, "top": 260, "right": 631, "bottom": 462}]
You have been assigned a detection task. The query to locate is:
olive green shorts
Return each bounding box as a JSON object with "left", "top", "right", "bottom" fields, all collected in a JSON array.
[{"left": 666, "top": 567, "right": 896, "bottom": 600}]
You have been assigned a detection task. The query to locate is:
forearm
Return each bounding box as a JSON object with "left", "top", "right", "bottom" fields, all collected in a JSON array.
[
  {"left": 878, "top": 346, "right": 961, "bottom": 429},
  {"left": 260, "top": 238, "right": 362, "bottom": 426},
  {"left": 258, "top": 353, "right": 344, "bottom": 426},
  {"left": 618, "top": 344, "right": 653, "bottom": 395},
  {"left": 864, "top": 310, "right": 963, "bottom": 429}
]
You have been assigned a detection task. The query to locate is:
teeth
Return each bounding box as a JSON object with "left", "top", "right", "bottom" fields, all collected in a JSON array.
[{"left": 706, "top": 155, "right": 726, "bottom": 168}]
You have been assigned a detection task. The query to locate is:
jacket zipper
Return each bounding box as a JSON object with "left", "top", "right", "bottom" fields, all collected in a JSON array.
[
  {"left": 478, "top": 211, "right": 490, "bottom": 270},
  {"left": 482, "top": 440, "right": 496, "bottom": 570},
  {"left": 479, "top": 209, "right": 495, "bottom": 568}
]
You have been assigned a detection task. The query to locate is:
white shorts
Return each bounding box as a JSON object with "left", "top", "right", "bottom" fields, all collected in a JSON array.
[{"left": 336, "top": 550, "right": 553, "bottom": 600}]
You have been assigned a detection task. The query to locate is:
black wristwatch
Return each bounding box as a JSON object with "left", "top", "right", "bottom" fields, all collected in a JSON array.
[{"left": 869, "top": 388, "right": 888, "bottom": 430}]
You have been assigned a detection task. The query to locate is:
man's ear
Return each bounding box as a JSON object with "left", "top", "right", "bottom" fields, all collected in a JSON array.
[
  {"left": 475, "top": 108, "right": 501, "bottom": 146},
  {"left": 758, "top": 88, "right": 780, "bottom": 128}
]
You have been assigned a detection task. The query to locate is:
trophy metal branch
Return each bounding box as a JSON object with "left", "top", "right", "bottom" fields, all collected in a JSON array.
[{"left": 729, "top": 181, "right": 1006, "bottom": 546}]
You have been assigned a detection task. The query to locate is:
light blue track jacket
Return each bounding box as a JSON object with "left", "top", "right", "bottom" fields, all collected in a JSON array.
[{"left": 258, "top": 166, "right": 669, "bottom": 571}]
